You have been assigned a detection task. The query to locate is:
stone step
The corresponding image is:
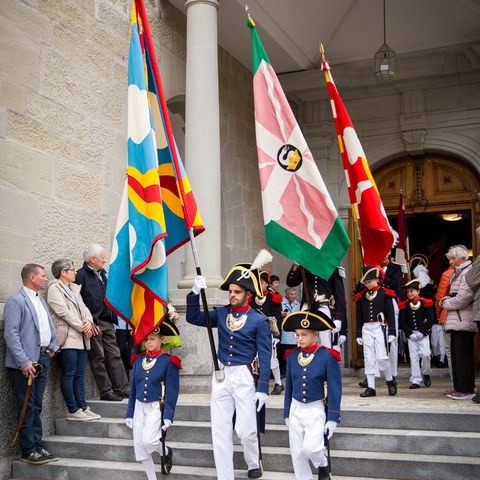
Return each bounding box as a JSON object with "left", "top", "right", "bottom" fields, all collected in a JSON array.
[
  {"left": 12, "top": 443, "right": 480, "bottom": 480},
  {"left": 87, "top": 399, "right": 480, "bottom": 432},
  {"left": 54, "top": 417, "right": 480, "bottom": 456},
  {"left": 10, "top": 458, "right": 395, "bottom": 480}
]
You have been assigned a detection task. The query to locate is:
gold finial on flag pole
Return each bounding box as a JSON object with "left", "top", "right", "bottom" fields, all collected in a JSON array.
[{"left": 319, "top": 43, "right": 326, "bottom": 63}]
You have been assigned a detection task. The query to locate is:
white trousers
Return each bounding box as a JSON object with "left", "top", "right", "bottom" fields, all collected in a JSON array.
[
  {"left": 362, "top": 322, "right": 392, "bottom": 386},
  {"left": 132, "top": 400, "right": 163, "bottom": 461},
  {"left": 271, "top": 337, "right": 280, "bottom": 369},
  {"left": 408, "top": 334, "right": 432, "bottom": 385},
  {"left": 211, "top": 365, "right": 259, "bottom": 480},
  {"left": 430, "top": 324, "right": 446, "bottom": 358},
  {"left": 388, "top": 300, "right": 399, "bottom": 377},
  {"left": 318, "top": 304, "right": 332, "bottom": 348},
  {"left": 288, "top": 398, "right": 327, "bottom": 480}
]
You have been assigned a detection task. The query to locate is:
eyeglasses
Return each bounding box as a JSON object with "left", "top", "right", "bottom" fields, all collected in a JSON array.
[
  {"left": 294, "top": 332, "right": 314, "bottom": 339},
  {"left": 64, "top": 268, "right": 76, "bottom": 272}
]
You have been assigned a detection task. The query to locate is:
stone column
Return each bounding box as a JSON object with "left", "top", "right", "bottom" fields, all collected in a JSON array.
[{"left": 176, "top": 0, "right": 225, "bottom": 294}]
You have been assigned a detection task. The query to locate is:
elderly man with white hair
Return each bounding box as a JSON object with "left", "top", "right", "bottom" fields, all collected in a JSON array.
[
  {"left": 75, "top": 244, "right": 129, "bottom": 401},
  {"left": 439, "top": 244, "right": 478, "bottom": 400}
]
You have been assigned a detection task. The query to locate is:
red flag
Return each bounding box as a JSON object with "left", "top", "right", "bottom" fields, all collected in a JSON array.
[
  {"left": 322, "top": 59, "right": 393, "bottom": 265},
  {"left": 395, "top": 191, "right": 410, "bottom": 282}
]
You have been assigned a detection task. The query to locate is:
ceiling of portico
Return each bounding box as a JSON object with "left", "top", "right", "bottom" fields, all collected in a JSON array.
[{"left": 169, "top": 0, "right": 480, "bottom": 75}]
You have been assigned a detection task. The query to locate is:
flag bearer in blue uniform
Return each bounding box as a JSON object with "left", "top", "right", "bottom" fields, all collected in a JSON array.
[
  {"left": 355, "top": 266, "right": 397, "bottom": 398},
  {"left": 399, "top": 279, "right": 435, "bottom": 389},
  {"left": 186, "top": 251, "right": 272, "bottom": 480},
  {"left": 282, "top": 304, "right": 341, "bottom": 480},
  {"left": 125, "top": 318, "right": 181, "bottom": 480}
]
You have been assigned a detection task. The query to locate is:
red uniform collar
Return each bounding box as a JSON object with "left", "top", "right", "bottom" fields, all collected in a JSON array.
[
  {"left": 302, "top": 344, "right": 320, "bottom": 354},
  {"left": 232, "top": 305, "right": 250, "bottom": 313},
  {"left": 146, "top": 349, "right": 163, "bottom": 358}
]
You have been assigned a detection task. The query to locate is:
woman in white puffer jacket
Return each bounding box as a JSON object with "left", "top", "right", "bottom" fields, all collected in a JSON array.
[{"left": 440, "top": 245, "right": 478, "bottom": 400}]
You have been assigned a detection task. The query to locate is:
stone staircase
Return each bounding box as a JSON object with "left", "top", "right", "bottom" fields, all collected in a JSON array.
[{"left": 9, "top": 390, "right": 480, "bottom": 480}]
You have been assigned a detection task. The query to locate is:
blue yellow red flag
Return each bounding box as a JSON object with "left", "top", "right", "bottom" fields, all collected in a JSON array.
[{"left": 106, "top": 1, "right": 169, "bottom": 345}]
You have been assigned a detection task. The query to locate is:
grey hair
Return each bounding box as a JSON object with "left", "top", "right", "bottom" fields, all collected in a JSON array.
[
  {"left": 83, "top": 243, "right": 105, "bottom": 262},
  {"left": 446, "top": 244, "right": 469, "bottom": 260},
  {"left": 285, "top": 287, "right": 296, "bottom": 295},
  {"left": 51, "top": 259, "right": 74, "bottom": 279},
  {"left": 21, "top": 263, "right": 44, "bottom": 282}
]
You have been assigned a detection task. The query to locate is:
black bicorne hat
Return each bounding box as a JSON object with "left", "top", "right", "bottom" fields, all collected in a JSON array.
[
  {"left": 218, "top": 262, "right": 263, "bottom": 297},
  {"left": 360, "top": 265, "right": 382, "bottom": 283},
  {"left": 150, "top": 317, "right": 180, "bottom": 337},
  {"left": 281, "top": 301, "right": 335, "bottom": 332},
  {"left": 401, "top": 279, "right": 422, "bottom": 290}
]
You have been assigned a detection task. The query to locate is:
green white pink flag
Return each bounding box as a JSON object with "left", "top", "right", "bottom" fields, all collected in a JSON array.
[{"left": 247, "top": 17, "right": 350, "bottom": 280}]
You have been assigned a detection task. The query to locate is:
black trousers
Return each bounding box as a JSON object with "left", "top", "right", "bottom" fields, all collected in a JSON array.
[{"left": 450, "top": 330, "right": 476, "bottom": 394}]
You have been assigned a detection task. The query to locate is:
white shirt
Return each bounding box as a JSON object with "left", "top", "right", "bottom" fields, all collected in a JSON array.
[{"left": 23, "top": 287, "right": 51, "bottom": 347}]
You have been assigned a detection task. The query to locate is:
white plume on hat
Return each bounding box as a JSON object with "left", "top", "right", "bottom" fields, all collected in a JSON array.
[
  {"left": 390, "top": 228, "right": 399, "bottom": 248},
  {"left": 250, "top": 249, "right": 273, "bottom": 271},
  {"left": 413, "top": 264, "right": 430, "bottom": 287}
]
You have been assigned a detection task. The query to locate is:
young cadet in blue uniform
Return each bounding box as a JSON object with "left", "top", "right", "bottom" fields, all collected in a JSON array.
[
  {"left": 399, "top": 279, "right": 435, "bottom": 389},
  {"left": 355, "top": 266, "right": 397, "bottom": 398},
  {"left": 186, "top": 255, "right": 272, "bottom": 480},
  {"left": 125, "top": 318, "right": 181, "bottom": 480},
  {"left": 282, "top": 303, "right": 341, "bottom": 480}
]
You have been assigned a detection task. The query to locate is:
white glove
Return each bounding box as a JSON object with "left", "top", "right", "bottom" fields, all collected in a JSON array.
[
  {"left": 284, "top": 418, "right": 289, "bottom": 428},
  {"left": 338, "top": 335, "right": 347, "bottom": 346},
  {"left": 332, "top": 319, "right": 342, "bottom": 334},
  {"left": 356, "top": 338, "right": 363, "bottom": 346},
  {"left": 324, "top": 420, "right": 337, "bottom": 440},
  {"left": 125, "top": 418, "right": 133, "bottom": 429},
  {"left": 388, "top": 335, "right": 396, "bottom": 343},
  {"left": 162, "top": 419, "right": 172, "bottom": 431},
  {"left": 254, "top": 392, "right": 268, "bottom": 412},
  {"left": 192, "top": 275, "right": 207, "bottom": 295}
]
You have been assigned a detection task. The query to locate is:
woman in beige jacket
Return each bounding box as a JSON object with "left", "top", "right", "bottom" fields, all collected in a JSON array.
[{"left": 46, "top": 259, "right": 101, "bottom": 421}]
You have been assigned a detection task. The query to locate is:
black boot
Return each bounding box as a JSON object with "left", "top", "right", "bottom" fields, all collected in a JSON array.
[
  {"left": 423, "top": 375, "right": 431, "bottom": 387},
  {"left": 387, "top": 380, "right": 397, "bottom": 396},
  {"left": 248, "top": 467, "right": 262, "bottom": 478},
  {"left": 360, "top": 387, "right": 376, "bottom": 398},
  {"left": 358, "top": 377, "right": 368, "bottom": 388},
  {"left": 318, "top": 466, "right": 330, "bottom": 480}
]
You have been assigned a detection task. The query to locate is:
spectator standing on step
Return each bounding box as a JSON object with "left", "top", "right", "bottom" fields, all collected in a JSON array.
[
  {"left": 75, "top": 243, "right": 129, "bottom": 401},
  {"left": 439, "top": 245, "right": 478, "bottom": 400},
  {"left": 46, "top": 259, "right": 101, "bottom": 421},
  {"left": 4, "top": 264, "right": 59, "bottom": 465},
  {"left": 279, "top": 287, "right": 301, "bottom": 376}
]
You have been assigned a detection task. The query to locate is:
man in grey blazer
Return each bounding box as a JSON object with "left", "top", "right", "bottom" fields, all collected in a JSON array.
[{"left": 4, "top": 264, "right": 59, "bottom": 465}]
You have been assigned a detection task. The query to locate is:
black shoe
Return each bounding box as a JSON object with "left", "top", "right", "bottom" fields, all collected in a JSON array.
[
  {"left": 358, "top": 378, "right": 368, "bottom": 388},
  {"left": 387, "top": 380, "right": 397, "bottom": 396},
  {"left": 437, "top": 361, "right": 446, "bottom": 368},
  {"left": 248, "top": 467, "right": 262, "bottom": 478},
  {"left": 114, "top": 389, "right": 130, "bottom": 398},
  {"left": 423, "top": 375, "right": 431, "bottom": 387},
  {"left": 318, "top": 466, "right": 330, "bottom": 480},
  {"left": 271, "top": 383, "right": 284, "bottom": 395},
  {"left": 360, "top": 387, "right": 376, "bottom": 398},
  {"left": 409, "top": 383, "right": 421, "bottom": 390},
  {"left": 100, "top": 392, "right": 123, "bottom": 401},
  {"left": 161, "top": 447, "right": 173, "bottom": 474},
  {"left": 20, "top": 452, "right": 49, "bottom": 465},
  {"left": 472, "top": 394, "right": 480, "bottom": 404},
  {"left": 37, "top": 449, "right": 59, "bottom": 462}
]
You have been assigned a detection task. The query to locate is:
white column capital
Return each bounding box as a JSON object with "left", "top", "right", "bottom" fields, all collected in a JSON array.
[{"left": 185, "top": 0, "right": 219, "bottom": 10}]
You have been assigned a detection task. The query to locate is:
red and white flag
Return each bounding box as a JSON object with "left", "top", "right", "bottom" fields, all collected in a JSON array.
[{"left": 322, "top": 59, "right": 393, "bottom": 266}]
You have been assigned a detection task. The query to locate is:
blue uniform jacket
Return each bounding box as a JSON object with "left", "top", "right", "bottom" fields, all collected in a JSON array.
[
  {"left": 186, "top": 293, "right": 272, "bottom": 395},
  {"left": 284, "top": 346, "right": 342, "bottom": 423},
  {"left": 126, "top": 352, "right": 180, "bottom": 422}
]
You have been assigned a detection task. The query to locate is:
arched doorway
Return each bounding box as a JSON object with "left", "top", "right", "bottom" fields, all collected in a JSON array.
[{"left": 349, "top": 154, "right": 480, "bottom": 368}]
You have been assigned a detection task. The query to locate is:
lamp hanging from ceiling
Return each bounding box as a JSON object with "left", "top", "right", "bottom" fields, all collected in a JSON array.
[{"left": 375, "top": 0, "right": 395, "bottom": 80}]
